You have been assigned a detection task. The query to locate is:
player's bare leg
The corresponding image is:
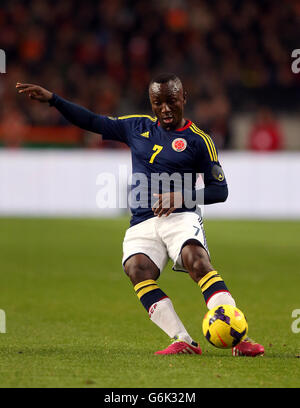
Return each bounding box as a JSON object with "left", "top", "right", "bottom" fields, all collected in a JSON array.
[
  {"left": 124, "top": 253, "right": 201, "bottom": 355},
  {"left": 124, "top": 253, "right": 160, "bottom": 286},
  {"left": 181, "top": 240, "right": 264, "bottom": 357}
]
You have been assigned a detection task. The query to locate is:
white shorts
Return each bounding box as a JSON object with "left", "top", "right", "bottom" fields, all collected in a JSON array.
[{"left": 122, "top": 212, "right": 209, "bottom": 273}]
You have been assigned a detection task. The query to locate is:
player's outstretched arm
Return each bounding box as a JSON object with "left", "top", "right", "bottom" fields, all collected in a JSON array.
[
  {"left": 16, "top": 83, "right": 53, "bottom": 102},
  {"left": 16, "top": 82, "right": 110, "bottom": 135}
]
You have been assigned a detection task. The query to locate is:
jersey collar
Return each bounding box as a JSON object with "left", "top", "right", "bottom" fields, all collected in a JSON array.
[{"left": 157, "top": 119, "right": 192, "bottom": 132}]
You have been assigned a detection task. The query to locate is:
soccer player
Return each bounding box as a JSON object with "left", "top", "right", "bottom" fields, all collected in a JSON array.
[{"left": 16, "top": 74, "right": 264, "bottom": 356}]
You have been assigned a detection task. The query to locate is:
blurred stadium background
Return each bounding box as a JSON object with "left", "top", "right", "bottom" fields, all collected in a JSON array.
[{"left": 1, "top": 0, "right": 300, "bottom": 218}]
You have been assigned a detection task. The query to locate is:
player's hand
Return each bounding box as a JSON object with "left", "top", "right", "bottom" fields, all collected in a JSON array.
[
  {"left": 16, "top": 83, "right": 53, "bottom": 102},
  {"left": 152, "top": 191, "right": 184, "bottom": 217}
]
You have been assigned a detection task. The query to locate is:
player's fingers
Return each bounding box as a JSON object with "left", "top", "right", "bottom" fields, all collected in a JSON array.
[
  {"left": 157, "top": 198, "right": 172, "bottom": 215},
  {"left": 153, "top": 202, "right": 165, "bottom": 216},
  {"left": 173, "top": 191, "right": 183, "bottom": 208},
  {"left": 157, "top": 207, "right": 168, "bottom": 217},
  {"left": 164, "top": 207, "right": 176, "bottom": 217},
  {"left": 156, "top": 194, "right": 171, "bottom": 217},
  {"left": 152, "top": 194, "right": 162, "bottom": 212},
  {"left": 18, "top": 86, "right": 39, "bottom": 94},
  {"left": 16, "top": 83, "right": 36, "bottom": 89},
  {"left": 156, "top": 196, "right": 175, "bottom": 216},
  {"left": 153, "top": 206, "right": 162, "bottom": 216}
]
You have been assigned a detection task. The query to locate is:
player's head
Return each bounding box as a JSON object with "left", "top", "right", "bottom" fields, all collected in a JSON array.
[{"left": 149, "top": 73, "right": 187, "bottom": 131}]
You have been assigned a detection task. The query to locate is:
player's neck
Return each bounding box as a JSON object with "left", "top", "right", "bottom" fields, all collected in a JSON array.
[{"left": 179, "top": 118, "right": 187, "bottom": 128}]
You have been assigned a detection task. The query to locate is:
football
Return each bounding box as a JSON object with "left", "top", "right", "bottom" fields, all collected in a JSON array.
[{"left": 202, "top": 305, "right": 248, "bottom": 348}]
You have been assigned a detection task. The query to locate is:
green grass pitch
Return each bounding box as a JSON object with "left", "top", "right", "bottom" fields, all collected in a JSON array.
[{"left": 0, "top": 217, "right": 299, "bottom": 388}]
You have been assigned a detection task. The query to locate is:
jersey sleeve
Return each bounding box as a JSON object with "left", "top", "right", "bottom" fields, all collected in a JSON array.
[
  {"left": 49, "top": 94, "right": 130, "bottom": 144},
  {"left": 193, "top": 127, "right": 227, "bottom": 187},
  {"left": 90, "top": 114, "right": 155, "bottom": 146}
]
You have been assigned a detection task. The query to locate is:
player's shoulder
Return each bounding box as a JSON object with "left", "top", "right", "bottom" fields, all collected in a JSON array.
[
  {"left": 117, "top": 114, "right": 157, "bottom": 125},
  {"left": 187, "top": 122, "right": 218, "bottom": 162},
  {"left": 115, "top": 114, "right": 157, "bottom": 133},
  {"left": 187, "top": 121, "right": 213, "bottom": 143}
]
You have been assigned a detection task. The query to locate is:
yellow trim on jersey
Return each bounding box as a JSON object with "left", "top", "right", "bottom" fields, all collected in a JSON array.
[
  {"left": 193, "top": 124, "right": 218, "bottom": 161},
  {"left": 195, "top": 124, "right": 218, "bottom": 161},
  {"left": 190, "top": 124, "right": 218, "bottom": 162},
  {"left": 118, "top": 114, "right": 157, "bottom": 122},
  {"left": 190, "top": 124, "right": 214, "bottom": 161}
]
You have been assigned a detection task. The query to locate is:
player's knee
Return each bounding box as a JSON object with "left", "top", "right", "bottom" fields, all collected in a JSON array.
[
  {"left": 124, "top": 261, "right": 146, "bottom": 281},
  {"left": 185, "top": 251, "right": 213, "bottom": 282},
  {"left": 124, "top": 254, "right": 159, "bottom": 286},
  {"left": 188, "top": 256, "right": 212, "bottom": 281},
  {"left": 182, "top": 244, "right": 213, "bottom": 282}
]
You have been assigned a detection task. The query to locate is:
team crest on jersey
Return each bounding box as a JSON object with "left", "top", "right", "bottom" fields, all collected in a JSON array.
[{"left": 172, "top": 138, "right": 187, "bottom": 152}]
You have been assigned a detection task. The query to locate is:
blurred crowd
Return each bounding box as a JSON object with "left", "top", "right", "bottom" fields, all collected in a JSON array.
[{"left": 0, "top": 0, "right": 299, "bottom": 149}]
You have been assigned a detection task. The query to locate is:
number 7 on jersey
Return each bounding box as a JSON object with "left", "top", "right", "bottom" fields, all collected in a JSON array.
[{"left": 149, "top": 144, "right": 163, "bottom": 164}]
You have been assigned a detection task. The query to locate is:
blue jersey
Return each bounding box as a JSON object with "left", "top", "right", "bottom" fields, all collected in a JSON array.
[
  {"left": 95, "top": 114, "right": 227, "bottom": 226},
  {"left": 50, "top": 95, "right": 227, "bottom": 227}
]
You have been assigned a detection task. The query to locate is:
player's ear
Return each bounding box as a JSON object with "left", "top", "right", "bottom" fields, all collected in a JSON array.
[{"left": 183, "top": 90, "right": 187, "bottom": 105}]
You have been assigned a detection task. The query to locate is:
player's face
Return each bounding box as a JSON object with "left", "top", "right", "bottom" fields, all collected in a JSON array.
[{"left": 149, "top": 80, "right": 186, "bottom": 131}]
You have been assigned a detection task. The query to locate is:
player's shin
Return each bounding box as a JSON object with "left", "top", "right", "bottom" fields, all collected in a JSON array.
[
  {"left": 198, "top": 270, "right": 236, "bottom": 310},
  {"left": 134, "top": 279, "right": 193, "bottom": 344}
]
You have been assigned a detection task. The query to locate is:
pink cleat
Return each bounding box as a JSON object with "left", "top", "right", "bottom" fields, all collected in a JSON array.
[
  {"left": 232, "top": 337, "right": 265, "bottom": 357},
  {"left": 155, "top": 340, "right": 202, "bottom": 355}
]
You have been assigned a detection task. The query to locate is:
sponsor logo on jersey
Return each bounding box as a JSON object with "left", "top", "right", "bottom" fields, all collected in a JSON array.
[
  {"left": 172, "top": 138, "right": 187, "bottom": 152},
  {"left": 212, "top": 164, "right": 225, "bottom": 181},
  {"left": 141, "top": 131, "right": 150, "bottom": 138}
]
